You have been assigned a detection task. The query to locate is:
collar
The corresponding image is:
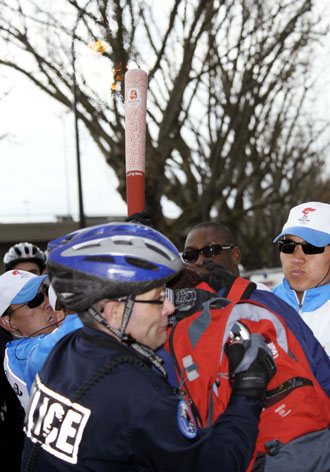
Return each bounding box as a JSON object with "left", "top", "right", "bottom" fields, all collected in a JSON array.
[
  {"left": 81, "top": 327, "right": 166, "bottom": 376},
  {"left": 283, "top": 278, "right": 330, "bottom": 312}
]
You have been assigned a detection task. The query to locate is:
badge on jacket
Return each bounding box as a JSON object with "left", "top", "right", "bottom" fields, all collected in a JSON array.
[{"left": 177, "top": 400, "right": 197, "bottom": 438}]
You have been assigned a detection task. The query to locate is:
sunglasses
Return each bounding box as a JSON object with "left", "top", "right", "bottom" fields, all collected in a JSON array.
[
  {"left": 11, "top": 290, "right": 47, "bottom": 314},
  {"left": 278, "top": 239, "right": 326, "bottom": 255},
  {"left": 182, "top": 243, "right": 234, "bottom": 263}
]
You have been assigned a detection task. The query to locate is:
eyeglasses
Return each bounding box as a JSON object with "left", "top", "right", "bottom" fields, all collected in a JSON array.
[
  {"left": 278, "top": 239, "right": 326, "bottom": 255},
  {"left": 182, "top": 244, "right": 234, "bottom": 263},
  {"left": 115, "top": 296, "right": 165, "bottom": 306},
  {"left": 11, "top": 291, "right": 46, "bottom": 314}
]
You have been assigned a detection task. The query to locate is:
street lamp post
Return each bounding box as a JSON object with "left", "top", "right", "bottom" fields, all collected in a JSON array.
[{"left": 71, "top": 3, "right": 93, "bottom": 229}]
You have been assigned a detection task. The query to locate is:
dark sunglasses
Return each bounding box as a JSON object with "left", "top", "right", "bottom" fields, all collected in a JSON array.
[
  {"left": 182, "top": 243, "right": 234, "bottom": 263},
  {"left": 11, "top": 290, "right": 47, "bottom": 314},
  {"left": 278, "top": 239, "right": 326, "bottom": 255}
]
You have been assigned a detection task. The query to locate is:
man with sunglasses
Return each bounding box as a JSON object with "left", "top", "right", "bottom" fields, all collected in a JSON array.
[
  {"left": 183, "top": 222, "right": 241, "bottom": 275},
  {"left": 0, "top": 269, "right": 57, "bottom": 472},
  {"left": 0, "top": 270, "right": 65, "bottom": 411},
  {"left": 181, "top": 220, "right": 330, "bottom": 396},
  {"left": 273, "top": 201, "right": 330, "bottom": 357}
]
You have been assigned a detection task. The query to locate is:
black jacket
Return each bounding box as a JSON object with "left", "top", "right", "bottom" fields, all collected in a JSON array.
[{"left": 22, "top": 326, "right": 262, "bottom": 471}]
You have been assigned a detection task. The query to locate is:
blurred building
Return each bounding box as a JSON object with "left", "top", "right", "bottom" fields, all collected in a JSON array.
[
  {"left": 242, "top": 267, "right": 284, "bottom": 290},
  {"left": 0, "top": 215, "right": 125, "bottom": 273}
]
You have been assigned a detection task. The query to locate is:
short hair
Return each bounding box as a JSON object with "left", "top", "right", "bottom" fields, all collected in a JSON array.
[{"left": 188, "top": 222, "right": 236, "bottom": 245}]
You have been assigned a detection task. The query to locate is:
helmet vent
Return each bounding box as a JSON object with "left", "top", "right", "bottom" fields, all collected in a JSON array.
[
  {"left": 113, "top": 239, "right": 132, "bottom": 245},
  {"left": 125, "top": 256, "right": 159, "bottom": 271},
  {"left": 59, "top": 235, "right": 75, "bottom": 246},
  {"left": 145, "top": 243, "right": 171, "bottom": 261},
  {"left": 83, "top": 256, "right": 115, "bottom": 263}
]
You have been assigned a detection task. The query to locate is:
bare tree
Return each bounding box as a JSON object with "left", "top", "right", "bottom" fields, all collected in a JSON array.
[{"left": 0, "top": 0, "right": 329, "bottom": 268}]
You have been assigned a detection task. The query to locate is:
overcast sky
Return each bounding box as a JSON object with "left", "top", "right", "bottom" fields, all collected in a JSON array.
[{"left": 0, "top": 68, "right": 129, "bottom": 223}]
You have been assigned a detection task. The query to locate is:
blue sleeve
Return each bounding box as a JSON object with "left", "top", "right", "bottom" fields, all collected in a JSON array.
[
  {"left": 250, "top": 290, "right": 330, "bottom": 397},
  {"left": 25, "top": 315, "right": 83, "bottom": 392}
]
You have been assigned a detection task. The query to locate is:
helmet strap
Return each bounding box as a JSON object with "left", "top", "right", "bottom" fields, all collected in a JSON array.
[
  {"left": 87, "top": 306, "right": 123, "bottom": 340},
  {"left": 119, "top": 295, "right": 166, "bottom": 376},
  {"left": 87, "top": 298, "right": 135, "bottom": 343},
  {"left": 87, "top": 298, "right": 167, "bottom": 377},
  {"left": 119, "top": 295, "right": 135, "bottom": 338},
  {"left": 130, "top": 342, "right": 167, "bottom": 377}
]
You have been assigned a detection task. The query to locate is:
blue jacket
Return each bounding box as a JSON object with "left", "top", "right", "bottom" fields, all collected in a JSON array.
[
  {"left": 4, "top": 315, "right": 83, "bottom": 410},
  {"left": 273, "top": 278, "right": 330, "bottom": 313},
  {"left": 273, "top": 279, "right": 330, "bottom": 361},
  {"left": 22, "top": 326, "right": 262, "bottom": 471}
]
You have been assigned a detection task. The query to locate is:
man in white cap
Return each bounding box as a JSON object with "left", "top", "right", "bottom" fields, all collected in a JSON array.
[
  {"left": 0, "top": 270, "right": 55, "bottom": 337},
  {"left": 0, "top": 269, "right": 54, "bottom": 470},
  {"left": 0, "top": 271, "right": 81, "bottom": 411},
  {"left": 0, "top": 270, "right": 59, "bottom": 410},
  {"left": 273, "top": 201, "right": 330, "bottom": 356}
]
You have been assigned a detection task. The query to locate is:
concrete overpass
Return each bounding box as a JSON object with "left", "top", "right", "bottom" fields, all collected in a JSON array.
[{"left": 0, "top": 215, "right": 125, "bottom": 273}]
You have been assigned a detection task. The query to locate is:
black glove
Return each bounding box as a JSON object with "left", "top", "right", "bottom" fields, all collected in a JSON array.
[
  {"left": 166, "top": 287, "right": 224, "bottom": 325},
  {"left": 170, "top": 287, "right": 218, "bottom": 314},
  {"left": 167, "top": 267, "right": 203, "bottom": 290},
  {"left": 201, "top": 260, "right": 256, "bottom": 297},
  {"left": 124, "top": 211, "right": 154, "bottom": 228},
  {"left": 201, "top": 260, "right": 238, "bottom": 293},
  {"left": 225, "top": 324, "right": 276, "bottom": 401}
]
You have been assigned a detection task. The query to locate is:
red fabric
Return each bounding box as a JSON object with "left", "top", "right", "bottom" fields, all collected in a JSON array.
[{"left": 167, "top": 298, "right": 330, "bottom": 470}]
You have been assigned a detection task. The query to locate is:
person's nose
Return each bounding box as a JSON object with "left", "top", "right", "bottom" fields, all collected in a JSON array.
[
  {"left": 195, "top": 251, "right": 205, "bottom": 268},
  {"left": 161, "top": 297, "right": 175, "bottom": 316},
  {"left": 291, "top": 244, "right": 306, "bottom": 262},
  {"left": 43, "top": 294, "right": 53, "bottom": 312}
]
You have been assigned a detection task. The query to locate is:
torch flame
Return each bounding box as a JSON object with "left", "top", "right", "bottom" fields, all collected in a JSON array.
[
  {"left": 88, "top": 40, "right": 110, "bottom": 54},
  {"left": 112, "top": 61, "right": 128, "bottom": 91}
]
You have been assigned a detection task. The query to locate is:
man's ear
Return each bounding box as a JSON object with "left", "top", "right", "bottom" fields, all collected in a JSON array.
[
  {"left": 51, "top": 310, "right": 66, "bottom": 326},
  {"left": 0, "top": 316, "right": 17, "bottom": 335},
  {"left": 101, "top": 300, "right": 123, "bottom": 330},
  {"left": 231, "top": 247, "right": 241, "bottom": 265}
]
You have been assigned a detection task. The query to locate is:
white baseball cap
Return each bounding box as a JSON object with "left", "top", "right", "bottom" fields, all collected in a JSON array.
[
  {"left": 273, "top": 202, "right": 330, "bottom": 247},
  {"left": 0, "top": 270, "right": 47, "bottom": 317}
]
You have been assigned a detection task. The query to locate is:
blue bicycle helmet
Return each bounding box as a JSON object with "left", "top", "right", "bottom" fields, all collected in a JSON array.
[{"left": 47, "top": 222, "right": 182, "bottom": 312}]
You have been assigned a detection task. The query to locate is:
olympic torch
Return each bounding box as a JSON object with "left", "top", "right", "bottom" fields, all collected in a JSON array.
[{"left": 124, "top": 69, "right": 148, "bottom": 216}]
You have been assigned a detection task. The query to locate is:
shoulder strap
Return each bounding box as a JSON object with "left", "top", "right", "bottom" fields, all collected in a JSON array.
[
  {"left": 168, "top": 324, "right": 204, "bottom": 427},
  {"left": 223, "top": 277, "right": 256, "bottom": 300}
]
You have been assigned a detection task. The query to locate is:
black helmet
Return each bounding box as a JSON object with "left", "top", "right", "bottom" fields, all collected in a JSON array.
[
  {"left": 3, "top": 242, "right": 46, "bottom": 273},
  {"left": 47, "top": 222, "right": 182, "bottom": 312}
]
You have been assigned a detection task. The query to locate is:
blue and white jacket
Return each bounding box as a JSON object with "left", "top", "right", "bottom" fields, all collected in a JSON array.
[
  {"left": 3, "top": 315, "right": 83, "bottom": 410},
  {"left": 273, "top": 279, "right": 330, "bottom": 358}
]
